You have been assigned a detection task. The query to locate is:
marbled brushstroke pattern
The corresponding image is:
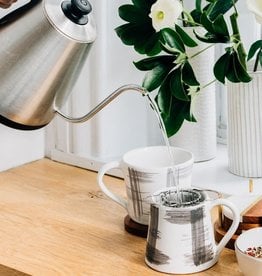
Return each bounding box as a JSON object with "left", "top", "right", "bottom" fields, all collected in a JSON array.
[
  {"left": 127, "top": 167, "right": 180, "bottom": 220},
  {"left": 165, "top": 206, "right": 214, "bottom": 266},
  {"left": 146, "top": 205, "right": 170, "bottom": 265},
  {"left": 190, "top": 207, "right": 214, "bottom": 266},
  {"left": 128, "top": 168, "right": 143, "bottom": 218}
]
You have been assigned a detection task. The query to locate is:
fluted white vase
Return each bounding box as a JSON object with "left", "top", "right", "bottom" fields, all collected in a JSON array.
[
  {"left": 169, "top": 27, "right": 217, "bottom": 162},
  {"left": 227, "top": 71, "right": 262, "bottom": 177}
]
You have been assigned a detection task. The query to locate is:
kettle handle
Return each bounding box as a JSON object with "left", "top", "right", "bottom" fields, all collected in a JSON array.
[
  {"left": 209, "top": 199, "right": 240, "bottom": 255},
  {"left": 55, "top": 84, "right": 147, "bottom": 124}
]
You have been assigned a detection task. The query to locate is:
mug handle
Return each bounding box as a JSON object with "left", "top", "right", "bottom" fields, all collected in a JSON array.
[
  {"left": 97, "top": 161, "right": 127, "bottom": 209},
  {"left": 209, "top": 199, "right": 240, "bottom": 255}
]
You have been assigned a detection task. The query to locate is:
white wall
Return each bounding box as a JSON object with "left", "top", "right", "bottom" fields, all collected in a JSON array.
[
  {"left": 48, "top": 0, "right": 261, "bottom": 172},
  {"left": 85, "top": 0, "right": 163, "bottom": 159},
  {"left": 2, "top": 0, "right": 258, "bottom": 172},
  {"left": 0, "top": 125, "right": 44, "bottom": 171}
]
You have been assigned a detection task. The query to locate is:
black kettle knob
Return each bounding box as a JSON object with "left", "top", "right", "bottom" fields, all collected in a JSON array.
[{"left": 61, "top": 0, "right": 92, "bottom": 25}]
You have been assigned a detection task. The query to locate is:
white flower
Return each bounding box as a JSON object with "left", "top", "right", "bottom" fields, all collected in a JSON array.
[
  {"left": 187, "top": 86, "right": 199, "bottom": 118},
  {"left": 246, "top": 0, "right": 262, "bottom": 24},
  {"left": 149, "top": 0, "right": 183, "bottom": 32}
]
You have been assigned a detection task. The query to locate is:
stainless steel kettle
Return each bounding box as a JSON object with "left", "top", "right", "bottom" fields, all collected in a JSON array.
[
  {"left": 0, "top": 0, "right": 147, "bottom": 130},
  {"left": 0, "top": 0, "right": 97, "bottom": 129}
]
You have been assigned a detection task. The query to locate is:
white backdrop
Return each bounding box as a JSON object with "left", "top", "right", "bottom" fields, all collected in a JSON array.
[
  {"left": 0, "top": 1, "right": 260, "bottom": 172},
  {"left": 47, "top": 0, "right": 260, "bottom": 171}
]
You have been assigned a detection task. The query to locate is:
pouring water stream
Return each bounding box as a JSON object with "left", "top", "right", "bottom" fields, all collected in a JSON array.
[{"left": 145, "top": 94, "right": 182, "bottom": 205}]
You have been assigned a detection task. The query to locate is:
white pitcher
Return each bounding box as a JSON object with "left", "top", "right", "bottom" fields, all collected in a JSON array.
[{"left": 145, "top": 188, "right": 240, "bottom": 274}]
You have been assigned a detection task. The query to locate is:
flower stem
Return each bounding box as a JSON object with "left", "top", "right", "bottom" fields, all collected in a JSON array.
[
  {"left": 230, "top": 12, "right": 247, "bottom": 69},
  {"left": 232, "top": 0, "right": 238, "bottom": 15},
  {"left": 180, "top": 0, "right": 187, "bottom": 27},
  {"left": 201, "top": 79, "right": 216, "bottom": 90},
  {"left": 178, "top": 18, "right": 201, "bottom": 27},
  {"left": 189, "top": 44, "right": 215, "bottom": 59}
]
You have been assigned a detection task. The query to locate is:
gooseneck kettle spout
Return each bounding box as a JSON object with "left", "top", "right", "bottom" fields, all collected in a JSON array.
[{"left": 56, "top": 84, "right": 148, "bottom": 123}]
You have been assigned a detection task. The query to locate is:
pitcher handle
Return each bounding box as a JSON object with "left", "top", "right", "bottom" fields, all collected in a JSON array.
[
  {"left": 55, "top": 84, "right": 147, "bottom": 123},
  {"left": 209, "top": 198, "right": 240, "bottom": 255},
  {"left": 97, "top": 161, "right": 127, "bottom": 209}
]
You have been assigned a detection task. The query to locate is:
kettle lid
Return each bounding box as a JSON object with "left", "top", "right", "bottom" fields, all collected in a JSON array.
[{"left": 44, "top": 0, "right": 96, "bottom": 43}]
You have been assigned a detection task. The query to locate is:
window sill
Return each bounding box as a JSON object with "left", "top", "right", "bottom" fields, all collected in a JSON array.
[
  {"left": 193, "top": 143, "right": 262, "bottom": 196},
  {"left": 52, "top": 142, "right": 262, "bottom": 196}
]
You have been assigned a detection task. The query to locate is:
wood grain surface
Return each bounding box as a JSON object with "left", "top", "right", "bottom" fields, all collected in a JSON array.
[
  {"left": 0, "top": 159, "right": 243, "bottom": 275},
  {"left": 0, "top": 264, "right": 29, "bottom": 276}
]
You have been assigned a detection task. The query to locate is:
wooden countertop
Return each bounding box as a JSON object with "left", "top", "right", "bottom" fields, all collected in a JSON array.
[{"left": 0, "top": 158, "right": 242, "bottom": 275}]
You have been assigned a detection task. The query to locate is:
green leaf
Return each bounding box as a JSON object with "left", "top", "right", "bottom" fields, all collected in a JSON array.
[
  {"left": 212, "top": 14, "right": 229, "bottom": 37},
  {"left": 200, "top": 12, "right": 214, "bottom": 33},
  {"left": 190, "top": 9, "right": 202, "bottom": 24},
  {"left": 116, "top": 1, "right": 162, "bottom": 56},
  {"left": 197, "top": 12, "right": 230, "bottom": 43},
  {"left": 115, "top": 23, "right": 161, "bottom": 56},
  {"left": 226, "top": 53, "right": 240, "bottom": 83},
  {"left": 163, "top": 101, "right": 190, "bottom": 137},
  {"left": 133, "top": 30, "right": 161, "bottom": 56},
  {"left": 131, "top": 0, "right": 155, "bottom": 10},
  {"left": 156, "top": 74, "right": 173, "bottom": 116},
  {"left": 231, "top": 52, "right": 252, "bottom": 83},
  {"left": 225, "top": 52, "right": 252, "bottom": 83},
  {"left": 161, "top": 107, "right": 187, "bottom": 137},
  {"left": 193, "top": 30, "right": 229, "bottom": 44},
  {"left": 160, "top": 43, "right": 181, "bottom": 55},
  {"left": 185, "top": 113, "right": 197, "bottom": 123},
  {"left": 161, "top": 28, "right": 185, "bottom": 53},
  {"left": 175, "top": 25, "right": 198, "bottom": 47},
  {"left": 170, "top": 68, "right": 190, "bottom": 101},
  {"left": 155, "top": 74, "right": 195, "bottom": 137},
  {"left": 184, "top": 103, "right": 197, "bottom": 122},
  {"left": 156, "top": 88, "right": 189, "bottom": 137},
  {"left": 143, "top": 32, "right": 163, "bottom": 56},
  {"left": 196, "top": 0, "right": 202, "bottom": 11},
  {"left": 142, "top": 63, "right": 174, "bottom": 91},
  {"left": 208, "top": 0, "right": 238, "bottom": 21},
  {"left": 134, "top": 56, "right": 176, "bottom": 71},
  {"left": 115, "top": 23, "right": 139, "bottom": 46},
  {"left": 193, "top": 32, "right": 214, "bottom": 43},
  {"left": 118, "top": 5, "right": 145, "bottom": 23},
  {"left": 142, "top": 66, "right": 167, "bottom": 91},
  {"left": 182, "top": 62, "right": 200, "bottom": 86},
  {"left": 247, "top": 40, "right": 262, "bottom": 61},
  {"left": 213, "top": 51, "right": 231, "bottom": 84}
]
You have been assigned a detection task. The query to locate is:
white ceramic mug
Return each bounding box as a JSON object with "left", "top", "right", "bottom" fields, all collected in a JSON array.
[
  {"left": 97, "top": 146, "right": 194, "bottom": 225},
  {"left": 145, "top": 188, "right": 240, "bottom": 274}
]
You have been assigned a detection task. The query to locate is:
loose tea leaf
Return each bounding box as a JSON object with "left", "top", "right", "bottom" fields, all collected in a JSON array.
[{"left": 245, "top": 246, "right": 262, "bottom": 258}]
